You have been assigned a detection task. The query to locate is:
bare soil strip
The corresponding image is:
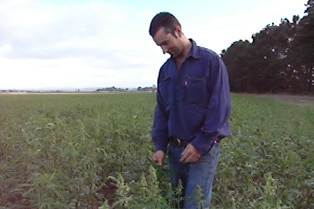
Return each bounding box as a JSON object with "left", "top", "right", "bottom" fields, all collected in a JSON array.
[{"left": 255, "top": 94, "right": 314, "bottom": 108}]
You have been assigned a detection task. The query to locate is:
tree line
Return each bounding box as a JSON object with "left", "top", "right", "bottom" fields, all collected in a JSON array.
[{"left": 222, "top": 0, "right": 314, "bottom": 94}]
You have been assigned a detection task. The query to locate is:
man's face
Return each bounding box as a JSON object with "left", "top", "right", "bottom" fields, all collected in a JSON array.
[{"left": 153, "top": 27, "right": 183, "bottom": 58}]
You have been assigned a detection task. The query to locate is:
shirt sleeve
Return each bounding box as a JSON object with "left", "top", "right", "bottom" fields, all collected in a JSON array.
[
  {"left": 151, "top": 71, "right": 170, "bottom": 153},
  {"left": 191, "top": 55, "right": 232, "bottom": 155}
]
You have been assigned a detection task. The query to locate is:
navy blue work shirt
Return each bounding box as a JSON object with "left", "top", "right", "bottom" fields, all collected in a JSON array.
[{"left": 152, "top": 39, "right": 232, "bottom": 155}]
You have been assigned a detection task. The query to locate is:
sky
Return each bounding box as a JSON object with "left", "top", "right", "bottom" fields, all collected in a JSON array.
[{"left": 0, "top": 0, "right": 308, "bottom": 90}]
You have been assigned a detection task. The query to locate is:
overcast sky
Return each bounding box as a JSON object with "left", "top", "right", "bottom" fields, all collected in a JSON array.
[{"left": 0, "top": 0, "right": 307, "bottom": 90}]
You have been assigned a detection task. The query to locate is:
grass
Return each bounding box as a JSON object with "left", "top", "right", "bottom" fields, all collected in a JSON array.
[{"left": 0, "top": 93, "right": 313, "bottom": 209}]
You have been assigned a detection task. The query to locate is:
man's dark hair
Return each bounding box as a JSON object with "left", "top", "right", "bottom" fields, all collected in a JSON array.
[{"left": 149, "top": 12, "right": 181, "bottom": 37}]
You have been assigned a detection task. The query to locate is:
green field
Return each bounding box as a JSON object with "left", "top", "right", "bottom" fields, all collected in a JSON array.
[{"left": 0, "top": 93, "right": 313, "bottom": 209}]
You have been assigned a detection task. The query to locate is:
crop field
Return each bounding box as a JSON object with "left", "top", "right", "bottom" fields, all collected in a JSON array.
[{"left": 0, "top": 93, "right": 313, "bottom": 209}]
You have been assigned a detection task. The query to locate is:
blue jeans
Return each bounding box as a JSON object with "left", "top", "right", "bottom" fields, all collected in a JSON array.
[{"left": 168, "top": 143, "right": 220, "bottom": 209}]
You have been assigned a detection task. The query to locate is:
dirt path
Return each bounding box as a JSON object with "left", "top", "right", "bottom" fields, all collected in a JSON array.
[{"left": 255, "top": 94, "right": 314, "bottom": 108}]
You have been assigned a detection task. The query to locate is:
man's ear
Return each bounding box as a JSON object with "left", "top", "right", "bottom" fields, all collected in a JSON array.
[{"left": 175, "top": 25, "right": 183, "bottom": 37}]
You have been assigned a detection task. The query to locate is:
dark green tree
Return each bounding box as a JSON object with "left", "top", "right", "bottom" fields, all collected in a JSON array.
[
  {"left": 288, "top": 0, "right": 314, "bottom": 93},
  {"left": 222, "top": 40, "right": 253, "bottom": 92},
  {"left": 223, "top": 20, "right": 296, "bottom": 93},
  {"left": 222, "top": 1, "right": 313, "bottom": 94}
]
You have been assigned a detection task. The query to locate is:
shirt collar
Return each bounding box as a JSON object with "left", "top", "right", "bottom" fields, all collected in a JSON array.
[
  {"left": 187, "top": 39, "right": 201, "bottom": 59},
  {"left": 169, "top": 38, "right": 200, "bottom": 62}
]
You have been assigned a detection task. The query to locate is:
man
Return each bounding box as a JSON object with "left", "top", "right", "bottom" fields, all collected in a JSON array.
[{"left": 149, "top": 12, "right": 231, "bottom": 209}]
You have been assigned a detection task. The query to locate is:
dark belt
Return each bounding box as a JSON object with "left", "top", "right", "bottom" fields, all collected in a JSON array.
[
  {"left": 169, "top": 137, "right": 221, "bottom": 147},
  {"left": 169, "top": 137, "right": 190, "bottom": 147}
]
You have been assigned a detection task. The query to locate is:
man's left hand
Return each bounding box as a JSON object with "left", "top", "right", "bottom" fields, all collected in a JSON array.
[{"left": 180, "top": 143, "right": 201, "bottom": 163}]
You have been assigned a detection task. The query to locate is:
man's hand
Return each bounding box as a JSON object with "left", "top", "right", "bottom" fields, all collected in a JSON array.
[
  {"left": 153, "top": 150, "right": 165, "bottom": 168},
  {"left": 180, "top": 144, "right": 201, "bottom": 163}
]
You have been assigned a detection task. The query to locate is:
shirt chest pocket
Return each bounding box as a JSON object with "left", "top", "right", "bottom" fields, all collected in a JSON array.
[{"left": 185, "top": 75, "right": 207, "bottom": 104}]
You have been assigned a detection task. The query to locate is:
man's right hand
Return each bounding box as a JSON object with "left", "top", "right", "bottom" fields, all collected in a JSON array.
[{"left": 152, "top": 150, "right": 165, "bottom": 168}]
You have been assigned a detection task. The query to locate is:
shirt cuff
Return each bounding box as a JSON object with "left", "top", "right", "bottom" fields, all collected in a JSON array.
[
  {"left": 153, "top": 137, "right": 169, "bottom": 153},
  {"left": 191, "top": 134, "right": 218, "bottom": 155}
]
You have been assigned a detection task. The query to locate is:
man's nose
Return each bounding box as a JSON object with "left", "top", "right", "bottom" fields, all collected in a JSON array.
[{"left": 161, "top": 46, "right": 167, "bottom": 54}]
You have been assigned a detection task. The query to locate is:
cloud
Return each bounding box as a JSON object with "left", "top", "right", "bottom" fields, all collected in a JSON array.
[
  {"left": 0, "top": 0, "right": 162, "bottom": 89},
  {"left": 183, "top": 0, "right": 306, "bottom": 53},
  {"left": 0, "top": 0, "right": 307, "bottom": 89},
  {"left": 0, "top": 1, "right": 130, "bottom": 59}
]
